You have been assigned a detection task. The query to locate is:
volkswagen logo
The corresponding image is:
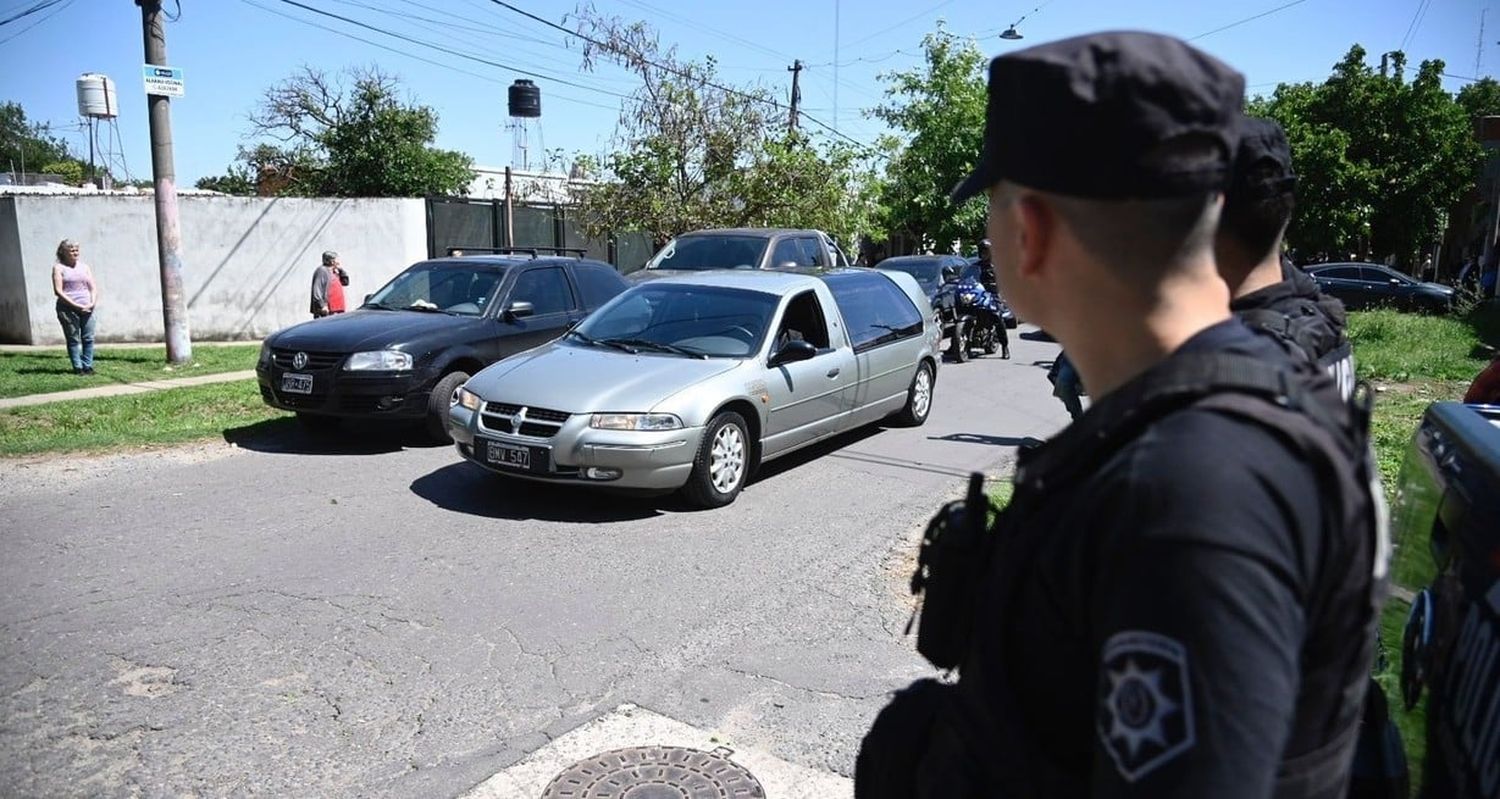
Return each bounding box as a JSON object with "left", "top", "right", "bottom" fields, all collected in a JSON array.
[
  {"left": 292, "top": 351, "right": 309, "bottom": 370},
  {"left": 511, "top": 406, "right": 528, "bottom": 435}
]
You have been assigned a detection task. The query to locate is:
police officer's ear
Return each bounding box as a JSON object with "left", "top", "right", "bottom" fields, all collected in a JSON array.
[{"left": 991, "top": 186, "right": 1057, "bottom": 281}]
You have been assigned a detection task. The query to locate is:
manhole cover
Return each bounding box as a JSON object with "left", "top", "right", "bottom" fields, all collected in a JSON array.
[{"left": 540, "top": 745, "right": 765, "bottom": 799}]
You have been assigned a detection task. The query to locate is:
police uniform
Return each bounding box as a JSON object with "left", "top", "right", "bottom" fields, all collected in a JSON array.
[
  {"left": 856, "top": 32, "right": 1386, "bottom": 799},
  {"left": 1225, "top": 118, "right": 1357, "bottom": 399}
]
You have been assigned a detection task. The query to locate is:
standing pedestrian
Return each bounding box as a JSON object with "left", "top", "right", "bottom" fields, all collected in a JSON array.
[
  {"left": 857, "top": 31, "right": 1384, "bottom": 799},
  {"left": 309, "top": 251, "right": 350, "bottom": 318},
  {"left": 51, "top": 238, "right": 99, "bottom": 375},
  {"left": 1216, "top": 116, "right": 1356, "bottom": 399}
]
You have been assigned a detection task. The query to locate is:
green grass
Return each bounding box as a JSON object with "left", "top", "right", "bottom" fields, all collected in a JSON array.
[
  {"left": 1347, "top": 306, "right": 1497, "bottom": 382},
  {"left": 0, "top": 344, "right": 259, "bottom": 399},
  {"left": 1343, "top": 303, "right": 1500, "bottom": 794},
  {"left": 0, "top": 379, "right": 281, "bottom": 456}
]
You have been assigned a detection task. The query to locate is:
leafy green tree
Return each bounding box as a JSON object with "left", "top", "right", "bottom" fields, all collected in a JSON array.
[
  {"left": 869, "top": 26, "right": 988, "bottom": 251},
  {"left": 1253, "top": 46, "right": 1483, "bottom": 266},
  {"left": 208, "top": 67, "right": 473, "bottom": 198},
  {"left": 0, "top": 101, "right": 71, "bottom": 172},
  {"left": 40, "top": 160, "right": 84, "bottom": 185},
  {"left": 567, "top": 9, "right": 883, "bottom": 249},
  {"left": 1457, "top": 77, "right": 1500, "bottom": 119},
  {"left": 194, "top": 163, "right": 257, "bottom": 195}
]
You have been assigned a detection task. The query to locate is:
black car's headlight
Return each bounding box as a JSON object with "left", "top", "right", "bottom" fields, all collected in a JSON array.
[{"left": 258, "top": 342, "right": 273, "bottom": 368}]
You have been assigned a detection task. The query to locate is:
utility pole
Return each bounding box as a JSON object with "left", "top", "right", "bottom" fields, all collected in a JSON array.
[
  {"left": 787, "top": 59, "right": 803, "bottom": 133},
  {"left": 1477, "top": 9, "right": 1487, "bottom": 79},
  {"left": 833, "top": 0, "right": 839, "bottom": 132},
  {"left": 136, "top": 0, "right": 191, "bottom": 364}
]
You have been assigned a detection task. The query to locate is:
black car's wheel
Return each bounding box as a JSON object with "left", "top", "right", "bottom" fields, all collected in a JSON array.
[
  {"left": 681, "top": 411, "right": 750, "bottom": 509},
  {"left": 948, "top": 319, "right": 970, "bottom": 363},
  {"left": 426, "top": 370, "right": 470, "bottom": 443},
  {"left": 295, "top": 411, "right": 340, "bottom": 434},
  {"left": 894, "top": 360, "right": 936, "bottom": 427}
]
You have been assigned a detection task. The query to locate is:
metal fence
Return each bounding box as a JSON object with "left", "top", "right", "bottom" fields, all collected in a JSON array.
[{"left": 425, "top": 196, "right": 655, "bottom": 272}]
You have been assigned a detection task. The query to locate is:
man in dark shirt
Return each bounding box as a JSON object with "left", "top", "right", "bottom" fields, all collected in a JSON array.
[
  {"left": 857, "top": 31, "right": 1384, "bottom": 799},
  {"left": 1216, "top": 117, "right": 1356, "bottom": 399}
]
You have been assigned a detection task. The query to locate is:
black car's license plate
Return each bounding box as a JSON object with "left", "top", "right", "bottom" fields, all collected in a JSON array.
[
  {"left": 485, "top": 440, "right": 545, "bottom": 472},
  {"left": 280, "top": 373, "right": 313, "bottom": 394}
]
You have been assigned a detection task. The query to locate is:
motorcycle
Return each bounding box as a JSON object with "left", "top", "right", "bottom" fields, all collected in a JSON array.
[{"left": 934, "top": 268, "right": 1007, "bottom": 362}]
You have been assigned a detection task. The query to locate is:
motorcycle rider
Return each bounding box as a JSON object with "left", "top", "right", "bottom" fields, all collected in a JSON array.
[{"left": 974, "top": 240, "right": 1011, "bottom": 359}]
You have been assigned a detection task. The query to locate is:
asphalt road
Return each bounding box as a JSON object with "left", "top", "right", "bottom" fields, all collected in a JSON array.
[{"left": 0, "top": 332, "right": 1070, "bottom": 798}]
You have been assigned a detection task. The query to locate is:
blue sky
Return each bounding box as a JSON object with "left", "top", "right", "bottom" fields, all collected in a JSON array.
[{"left": 0, "top": 0, "right": 1491, "bottom": 184}]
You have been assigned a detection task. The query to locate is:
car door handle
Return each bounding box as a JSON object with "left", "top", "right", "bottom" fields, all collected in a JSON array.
[{"left": 826, "top": 368, "right": 840, "bottom": 378}]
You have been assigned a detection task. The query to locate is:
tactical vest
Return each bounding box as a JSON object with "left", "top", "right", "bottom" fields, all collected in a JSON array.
[
  {"left": 1239, "top": 302, "right": 1356, "bottom": 400},
  {"left": 857, "top": 352, "right": 1389, "bottom": 799}
]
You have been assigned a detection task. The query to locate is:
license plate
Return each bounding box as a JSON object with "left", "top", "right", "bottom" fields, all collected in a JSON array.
[
  {"left": 280, "top": 373, "right": 313, "bottom": 394},
  {"left": 486, "top": 440, "right": 532, "bottom": 470}
]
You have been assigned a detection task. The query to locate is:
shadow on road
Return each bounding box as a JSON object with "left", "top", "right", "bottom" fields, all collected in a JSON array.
[
  {"left": 927, "top": 432, "right": 1044, "bottom": 449},
  {"left": 409, "top": 462, "right": 674, "bottom": 522},
  {"left": 747, "top": 424, "right": 887, "bottom": 485},
  {"left": 1019, "top": 329, "right": 1056, "bottom": 342},
  {"left": 223, "top": 417, "right": 442, "bottom": 455}
]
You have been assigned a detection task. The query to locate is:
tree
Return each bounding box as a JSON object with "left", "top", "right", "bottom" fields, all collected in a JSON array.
[
  {"left": 1, "top": 101, "right": 94, "bottom": 183},
  {"left": 1457, "top": 77, "right": 1500, "bottom": 119},
  {"left": 567, "top": 9, "right": 883, "bottom": 249},
  {"left": 0, "top": 101, "right": 70, "bottom": 173},
  {"left": 869, "top": 26, "right": 988, "bottom": 251},
  {"left": 207, "top": 67, "right": 474, "bottom": 197},
  {"left": 194, "top": 164, "right": 256, "bottom": 195},
  {"left": 1254, "top": 46, "right": 1483, "bottom": 267}
]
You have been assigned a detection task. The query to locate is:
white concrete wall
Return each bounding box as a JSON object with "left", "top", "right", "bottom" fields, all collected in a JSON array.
[{"left": 3, "top": 195, "right": 428, "bottom": 344}]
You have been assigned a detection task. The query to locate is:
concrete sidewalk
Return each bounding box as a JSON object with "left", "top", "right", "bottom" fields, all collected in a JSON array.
[{"left": 0, "top": 370, "right": 257, "bottom": 410}]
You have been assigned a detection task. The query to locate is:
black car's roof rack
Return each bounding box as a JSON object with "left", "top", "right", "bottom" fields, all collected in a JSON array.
[{"left": 445, "top": 246, "right": 588, "bottom": 258}]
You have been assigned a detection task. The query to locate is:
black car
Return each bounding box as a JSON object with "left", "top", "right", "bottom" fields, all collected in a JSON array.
[
  {"left": 878, "top": 255, "right": 1017, "bottom": 329},
  {"left": 1305, "top": 262, "right": 1455, "bottom": 313},
  {"left": 256, "top": 253, "right": 629, "bottom": 441}
]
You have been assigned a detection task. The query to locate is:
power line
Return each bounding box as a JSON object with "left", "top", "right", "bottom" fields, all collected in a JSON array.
[
  {"left": 319, "top": 0, "right": 640, "bottom": 86},
  {"left": 484, "top": 0, "right": 880, "bottom": 154},
  {"left": 0, "top": 0, "right": 61, "bottom": 27},
  {"left": 240, "top": 0, "right": 625, "bottom": 111},
  {"left": 1188, "top": 0, "right": 1311, "bottom": 43},
  {"left": 1398, "top": 0, "right": 1432, "bottom": 54},
  {"left": 0, "top": 0, "right": 70, "bottom": 45},
  {"left": 843, "top": 0, "right": 956, "bottom": 49},
  {"left": 615, "top": 0, "right": 792, "bottom": 62},
  {"left": 270, "top": 0, "right": 637, "bottom": 100}
]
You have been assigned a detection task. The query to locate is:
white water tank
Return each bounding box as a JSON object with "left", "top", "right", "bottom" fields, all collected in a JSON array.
[{"left": 76, "top": 73, "right": 118, "bottom": 119}]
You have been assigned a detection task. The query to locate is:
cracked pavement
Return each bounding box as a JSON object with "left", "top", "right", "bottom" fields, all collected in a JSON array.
[{"left": 0, "top": 336, "right": 1069, "bottom": 797}]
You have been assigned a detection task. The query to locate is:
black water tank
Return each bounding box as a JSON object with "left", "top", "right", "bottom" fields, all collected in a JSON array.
[{"left": 508, "top": 79, "right": 541, "bottom": 118}]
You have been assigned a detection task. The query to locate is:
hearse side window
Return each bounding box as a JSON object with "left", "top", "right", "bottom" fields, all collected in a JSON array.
[
  {"left": 828, "top": 273, "right": 924, "bottom": 352},
  {"left": 774, "top": 290, "right": 832, "bottom": 351}
]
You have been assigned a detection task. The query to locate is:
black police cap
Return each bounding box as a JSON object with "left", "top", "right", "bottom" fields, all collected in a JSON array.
[
  {"left": 951, "top": 31, "right": 1246, "bottom": 203},
  {"left": 1229, "top": 116, "right": 1297, "bottom": 200}
]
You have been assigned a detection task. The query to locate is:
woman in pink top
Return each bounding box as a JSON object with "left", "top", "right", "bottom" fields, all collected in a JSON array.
[{"left": 51, "top": 238, "right": 100, "bottom": 375}]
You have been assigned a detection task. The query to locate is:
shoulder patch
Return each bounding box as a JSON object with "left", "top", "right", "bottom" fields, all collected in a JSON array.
[{"left": 1096, "top": 630, "right": 1196, "bottom": 782}]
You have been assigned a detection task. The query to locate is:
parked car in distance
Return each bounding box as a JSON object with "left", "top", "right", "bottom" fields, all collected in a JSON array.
[
  {"left": 449, "top": 267, "right": 941, "bottom": 508},
  {"left": 632, "top": 228, "right": 850, "bottom": 280},
  {"left": 257, "top": 251, "right": 629, "bottom": 442},
  {"left": 1305, "top": 262, "right": 1455, "bottom": 313},
  {"left": 877, "top": 255, "right": 1017, "bottom": 332}
]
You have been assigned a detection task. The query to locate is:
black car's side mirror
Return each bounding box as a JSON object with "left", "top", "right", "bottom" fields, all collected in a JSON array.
[
  {"left": 504, "top": 300, "right": 535, "bottom": 321},
  {"left": 771, "top": 339, "right": 817, "bottom": 366}
]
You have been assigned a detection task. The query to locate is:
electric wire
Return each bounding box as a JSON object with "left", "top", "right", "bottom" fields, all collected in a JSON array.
[
  {"left": 1188, "top": 0, "right": 1311, "bottom": 42},
  {"left": 0, "top": 0, "right": 71, "bottom": 45},
  {"left": 484, "top": 0, "right": 881, "bottom": 154}
]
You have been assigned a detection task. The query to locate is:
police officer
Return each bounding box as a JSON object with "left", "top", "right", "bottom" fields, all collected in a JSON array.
[
  {"left": 1216, "top": 117, "right": 1357, "bottom": 399},
  {"left": 857, "top": 31, "right": 1386, "bottom": 799},
  {"left": 974, "top": 239, "right": 1012, "bottom": 359}
]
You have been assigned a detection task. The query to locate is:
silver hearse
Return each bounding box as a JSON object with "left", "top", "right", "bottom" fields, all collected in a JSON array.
[{"left": 448, "top": 268, "right": 941, "bottom": 507}]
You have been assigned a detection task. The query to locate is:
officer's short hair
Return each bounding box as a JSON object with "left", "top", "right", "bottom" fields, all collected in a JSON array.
[
  {"left": 322, "top": 250, "right": 339, "bottom": 265},
  {"left": 1220, "top": 117, "right": 1297, "bottom": 263}
]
